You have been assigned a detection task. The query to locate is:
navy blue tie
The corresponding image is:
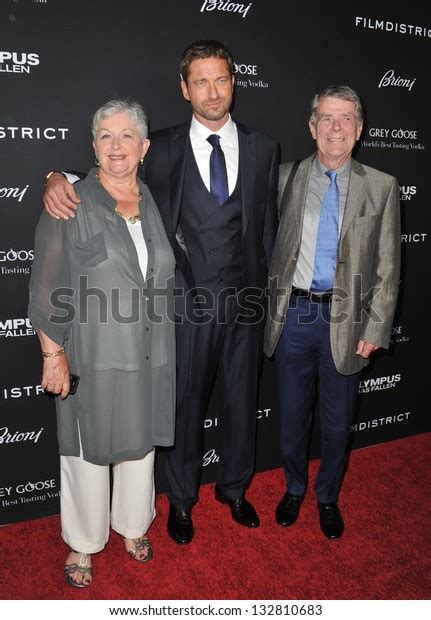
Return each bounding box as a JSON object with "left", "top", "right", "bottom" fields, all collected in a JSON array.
[
  {"left": 207, "top": 134, "right": 229, "bottom": 206},
  {"left": 310, "top": 170, "right": 339, "bottom": 292}
]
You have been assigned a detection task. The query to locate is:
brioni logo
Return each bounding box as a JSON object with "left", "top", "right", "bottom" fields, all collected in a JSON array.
[
  {"left": 200, "top": 1, "right": 253, "bottom": 19},
  {"left": 378, "top": 69, "right": 416, "bottom": 91}
]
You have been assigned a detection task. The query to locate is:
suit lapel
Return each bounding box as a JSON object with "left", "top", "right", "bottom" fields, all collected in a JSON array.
[
  {"left": 293, "top": 156, "right": 313, "bottom": 233},
  {"left": 277, "top": 155, "right": 312, "bottom": 244},
  {"left": 236, "top": 121, "right": 256, "bottom": 236},
  {"left": 339, "top": 158, "right": 367, "bottom": 242},
  {"left": 169, "top": 121, "right": 190, "bottom": 231}
]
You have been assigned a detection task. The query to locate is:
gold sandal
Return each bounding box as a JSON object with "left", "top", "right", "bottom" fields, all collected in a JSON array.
[
  {"left": 124, "top": 537, "right": 153, "bottom": 564},
  {"left": 64, "top": 550, "right": 93, "bottom": 588}
]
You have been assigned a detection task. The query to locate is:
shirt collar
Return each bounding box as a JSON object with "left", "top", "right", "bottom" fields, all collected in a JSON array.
[
  {"left": 313, "top": 154, "right": 351, "bottom": 179},
  {"left": 190, "top": 114, "right": 237, "bottom": 146}
]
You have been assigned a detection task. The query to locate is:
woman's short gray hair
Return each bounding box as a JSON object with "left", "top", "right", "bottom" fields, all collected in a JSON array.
[
  {"left": 310, "top": 85, "right": 364, "bottom": 125},
  {"left": 92, "top": 98, "right": 149, "bottom": 140}
]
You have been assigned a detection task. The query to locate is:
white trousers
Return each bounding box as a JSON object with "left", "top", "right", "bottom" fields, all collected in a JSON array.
[{"left": 60, "top": 449, "right": 156, "bottom": 553}]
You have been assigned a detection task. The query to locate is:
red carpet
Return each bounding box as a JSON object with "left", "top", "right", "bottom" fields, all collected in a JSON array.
[{"left": 1, "top": 433, "right": 430, "bottom": 600}]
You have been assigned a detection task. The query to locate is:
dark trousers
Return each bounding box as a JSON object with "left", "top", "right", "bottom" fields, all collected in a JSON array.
[
  {"left": 166, "top": 296, "right": 263, "bottom": 510},
  {"left": 275, "top": 295, "right": 360, "bottom": 503}
]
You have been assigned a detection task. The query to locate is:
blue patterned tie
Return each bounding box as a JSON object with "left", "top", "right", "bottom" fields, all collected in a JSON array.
[
  {"left": 310, "top": 170, "right": 339, "bottom": 292},
  {"left": 207, "top": 134, "right": 229, "bottom": 206}
]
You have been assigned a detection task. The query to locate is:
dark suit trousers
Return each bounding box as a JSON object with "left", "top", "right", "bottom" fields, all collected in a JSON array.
[
  {"left": 275, "top": 295, "right": 360, "bottom": 503},
  {"left": 166, "top": 296, "right": 263, "bottom": 510}
]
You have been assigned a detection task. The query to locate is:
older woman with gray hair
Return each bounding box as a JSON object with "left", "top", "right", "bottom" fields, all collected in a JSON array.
[{"left": 28, "top": 99, "right": 175, "bottom": 587}]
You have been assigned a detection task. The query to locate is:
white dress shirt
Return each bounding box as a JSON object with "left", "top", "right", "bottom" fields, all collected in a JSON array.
[{"left": 189, "top": 114, "right": 239, "bottom": 196}]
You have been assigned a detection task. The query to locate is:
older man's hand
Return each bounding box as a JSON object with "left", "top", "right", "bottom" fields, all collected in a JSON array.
[{"left": 356, "top": 340, "right": 379, "bottom": 359}]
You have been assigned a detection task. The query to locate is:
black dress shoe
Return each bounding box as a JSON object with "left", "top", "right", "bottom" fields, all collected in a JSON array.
[
  {"left": 167, "top": 504, "right": 194, "bottom": 544},
  {"left": 215, "top": 485, "right": 260, "bottom": 528},
  {"left": 275, "top": 492, "right": 303, "bottom": 527},
  {"left": 318, "top": 501, "right": 344, "bottom": 539}
]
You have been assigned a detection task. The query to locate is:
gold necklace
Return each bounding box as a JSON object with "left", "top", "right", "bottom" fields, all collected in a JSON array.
[
  {"left": 95, "top": 173, "right": 141, "bottom": 224},
  {"left": 114, "top": 208, "right": 141, "bottom": 225}
]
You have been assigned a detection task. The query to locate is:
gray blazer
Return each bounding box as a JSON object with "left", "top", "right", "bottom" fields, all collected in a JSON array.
[{"left": 264, "top": 154, "right": 401, "bottom": 375}]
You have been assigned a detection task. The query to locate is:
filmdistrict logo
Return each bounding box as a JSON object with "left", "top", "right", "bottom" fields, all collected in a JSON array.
[
  {"left": 351, "top": 411, "right": 411, "bottom": 432},
  {"left": 355, "top": 17, "right": 431, "bottom": 38},
  {"left": 1, "top": 384, "right": 44, "bottom": 399},
  {"left": 401, "top": 233, "right": 427, "bottom": 243},
  {"left": 204, "top": 408, "right": 271, "bottom": 428},
  {"left": 0, "top": 126, "right": 69, "bottom": 140}
]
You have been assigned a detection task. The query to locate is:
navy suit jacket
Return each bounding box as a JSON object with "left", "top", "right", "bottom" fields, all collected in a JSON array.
[{"left": 140, "top": 119, "right": 280, "bottom": 301}]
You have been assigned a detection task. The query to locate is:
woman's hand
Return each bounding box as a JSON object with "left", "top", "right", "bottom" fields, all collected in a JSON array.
[{"left": 42, "top": 355, "right": 70, "bottom": 399}]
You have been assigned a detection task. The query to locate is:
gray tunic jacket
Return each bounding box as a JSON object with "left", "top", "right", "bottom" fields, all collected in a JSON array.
[{"left": 29, "top": 169, "right": 176, "bottom": 464}]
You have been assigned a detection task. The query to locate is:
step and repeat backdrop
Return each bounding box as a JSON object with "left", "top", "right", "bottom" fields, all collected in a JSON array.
[{"left": 1, "top": 1, "right": 430, "bottom": 524}]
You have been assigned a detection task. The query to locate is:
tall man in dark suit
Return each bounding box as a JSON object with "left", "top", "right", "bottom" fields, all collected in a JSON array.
[
  {"left": 264, "top": 85, "right": 400, "bottom": 540},
  {"left": 43, "top": 40, "right": 279, "bottom": 545}
]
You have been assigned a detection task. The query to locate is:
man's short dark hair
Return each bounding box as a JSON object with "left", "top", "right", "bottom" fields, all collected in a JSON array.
[{"left": 180, "top": 39, "right": 234, "bottom": 83}]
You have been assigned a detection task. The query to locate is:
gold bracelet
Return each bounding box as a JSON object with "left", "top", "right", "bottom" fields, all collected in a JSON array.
[
  {"left": 45, "top": 171, "right": 67, "bottom": 186},
  {"left": 42, "top": 347, "right": 65, "bottom": 358}
]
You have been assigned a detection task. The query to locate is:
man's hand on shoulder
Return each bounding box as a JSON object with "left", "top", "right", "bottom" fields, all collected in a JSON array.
[{"left": 44, "top": 172, "right": 81, "bottom": 220}]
